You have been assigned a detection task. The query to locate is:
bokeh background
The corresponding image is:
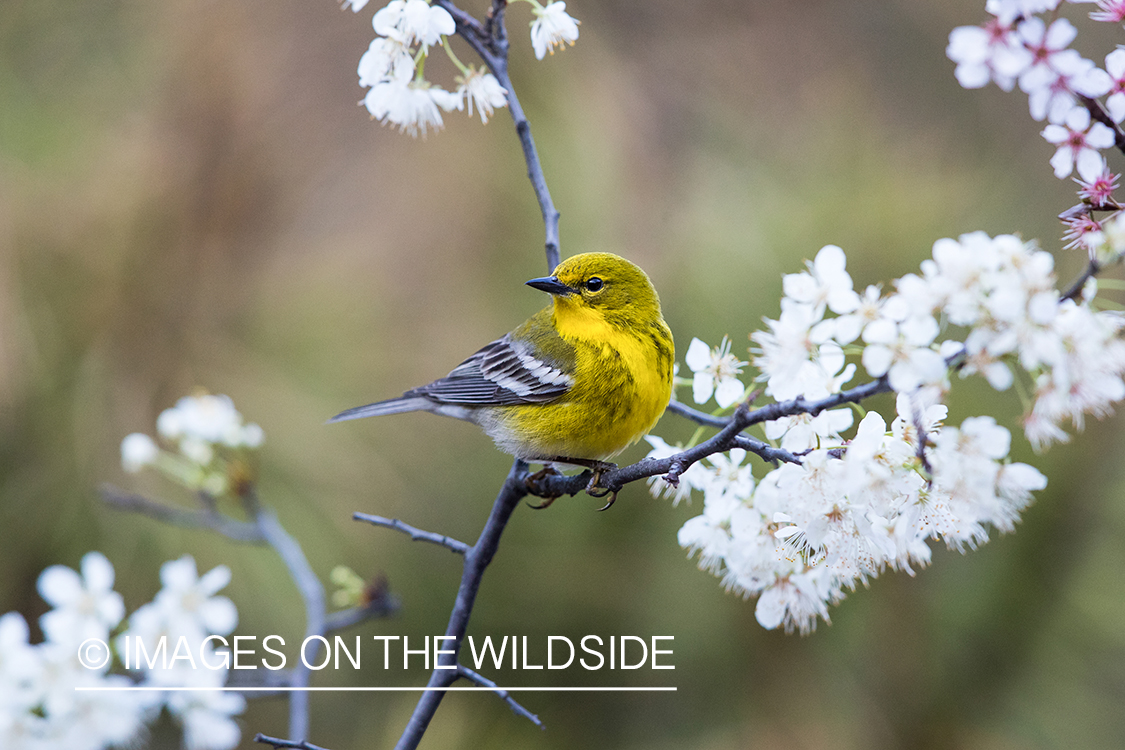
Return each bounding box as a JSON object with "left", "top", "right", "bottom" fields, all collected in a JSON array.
[{"left": 3, "top": 0, "right": 1125, "bottom": 747}]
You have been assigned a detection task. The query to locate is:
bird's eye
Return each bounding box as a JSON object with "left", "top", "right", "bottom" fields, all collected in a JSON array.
[{"left": 586, "top": 277, "right": 604, "bottom": 292}]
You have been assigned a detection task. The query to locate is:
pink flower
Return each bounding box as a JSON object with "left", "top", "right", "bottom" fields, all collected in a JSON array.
[{"left": 1090, "top": 0, "right": 1125, "bottom": 24}]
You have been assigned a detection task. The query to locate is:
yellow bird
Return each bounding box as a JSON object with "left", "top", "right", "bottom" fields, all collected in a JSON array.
[{"left": 330, "top": 253, "right": 674, "bottom": 500}]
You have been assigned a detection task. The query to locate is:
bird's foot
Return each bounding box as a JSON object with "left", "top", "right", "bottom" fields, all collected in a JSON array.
[
  {"left": 525, "top": 465, "right": 562, "bottom": 509},
  {"left": 530, "top": 457, "right": 619, "bottom": 510}
]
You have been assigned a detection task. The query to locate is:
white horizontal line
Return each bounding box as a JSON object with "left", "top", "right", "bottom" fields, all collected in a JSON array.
[{"left": 75, "top": 686, "right": 676, "bottom": 692}]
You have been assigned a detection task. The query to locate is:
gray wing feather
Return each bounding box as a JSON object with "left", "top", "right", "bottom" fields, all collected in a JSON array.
[
  {"left": 330, "top": 334, "right": 574, "bottom": 423},
  {"left": 410, "top": 334, "right": 572, "bottom": 405}
]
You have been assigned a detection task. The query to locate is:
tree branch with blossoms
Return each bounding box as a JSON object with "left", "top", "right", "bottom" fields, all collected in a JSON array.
[
  {"left": 16, "top": 2, "right": 1125, "bottom": 750},
  {"left": 99, "top": 395, "right": 398, "bottom": 746},
  {"left": 260, "top": 0, "right": 1125, "bottom": 746}
]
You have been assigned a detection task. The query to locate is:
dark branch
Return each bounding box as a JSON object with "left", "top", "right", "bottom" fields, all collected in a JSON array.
[
  {"left": 457, "top": 664, "right": 544, "bottom": 728},
  {"left": 529, "top": 404, "right": 766, "bottom": 500},
  {"left": 394, "top": 459, "right": 530, "bottom": 750},
  {"left": 254, "top": 734, "right": 331, "bottom": 750},
  {"left": 664, "top": 400, "right": 728, "bottom": 428},
  {"left": 731, "top": 435, "right": 803, "bottom": 465},
  {"left": 1061, "top": 258, "right": 1101, "bottom": 302},
  {"left": 354, "top": 513, "right": 470, "bottom": 554}
]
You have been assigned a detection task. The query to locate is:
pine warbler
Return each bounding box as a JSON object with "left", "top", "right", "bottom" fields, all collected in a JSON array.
[{"left": 330, "top": 253, "right": 675, "bottom": 470}]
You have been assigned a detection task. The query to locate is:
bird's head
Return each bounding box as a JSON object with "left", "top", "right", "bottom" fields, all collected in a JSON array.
[{"left": 525, "top": 253, "right": 662, "bottom": 328}]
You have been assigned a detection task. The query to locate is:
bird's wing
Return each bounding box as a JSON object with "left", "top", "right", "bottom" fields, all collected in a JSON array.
[{"left": 409, "top": 332, "right": 575, "bottom": 406}]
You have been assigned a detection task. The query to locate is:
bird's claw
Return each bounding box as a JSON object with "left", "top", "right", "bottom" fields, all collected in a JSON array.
[
  {"left": 584, "top": 466, "right": 618, "bottom": 510},
  {"left": 594, "top": 491, "right": 618, "bottom": 511},
  {"left": 525, "top": 465, "right": 562, "bottom": 509}
]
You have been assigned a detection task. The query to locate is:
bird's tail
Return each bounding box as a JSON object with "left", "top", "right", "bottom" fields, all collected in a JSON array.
[{"left": 327, "top": 396, "right": 433, "bottom": 423}]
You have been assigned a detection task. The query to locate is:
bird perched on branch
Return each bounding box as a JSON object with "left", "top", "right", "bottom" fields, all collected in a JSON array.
[{"left": 330, "top": 252, "right": 675, "bottom": 506}]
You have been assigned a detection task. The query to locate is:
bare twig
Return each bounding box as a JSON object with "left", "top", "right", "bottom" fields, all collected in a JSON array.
[
  {"left": 353, "top": 513, "right": 470, "bottom": 555},
  {"left": 1061, "top": 258, "right": 1101, "bottom": 302},
  {"left": 664, "top": 400, "right": 728, "bottom": 428},
  {"left": 252, "top": 506, "right": 325, "bottom": 742},
  {"left": 393, "top": 460, "right": 530, "bottom": 750},
  {"left": 98, "top": 485, "right": 265, "bottom": 542},
  {"left": 456, "top": 664, "right": 544, "bottom": 727},
  {"left": 254, "top": 733, "right": 331, "bottom": 750}
]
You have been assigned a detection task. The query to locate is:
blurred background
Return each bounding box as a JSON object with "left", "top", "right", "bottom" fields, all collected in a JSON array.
[{"left": 3, "top": 0, "right": 1125, "bottom": 747}]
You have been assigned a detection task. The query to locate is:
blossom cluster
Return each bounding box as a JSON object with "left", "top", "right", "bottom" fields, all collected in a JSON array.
[
  {"left": 344, "top": 0, "right": 579, "bottom": 135},
  {"left": 121, "top": 392, "right": 263, "bottom": 497},
  {"left": 652, "top": 233, "right": 1125, "bottom": 633},
  {"left": 0, "top": 552, "right": 243, "bottom": 750},
  {"left": 947, "top": 0, "right": 1125, "bottom": 255}
]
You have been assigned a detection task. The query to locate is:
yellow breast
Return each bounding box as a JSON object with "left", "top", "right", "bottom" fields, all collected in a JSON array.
[{"left": 488, "top": 300, "right": 674, "bottom": 461}]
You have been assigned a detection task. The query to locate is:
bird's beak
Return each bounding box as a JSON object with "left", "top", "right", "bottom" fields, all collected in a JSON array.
[{"left": 525, "top": 275, "right": 575, "bottom": 296}]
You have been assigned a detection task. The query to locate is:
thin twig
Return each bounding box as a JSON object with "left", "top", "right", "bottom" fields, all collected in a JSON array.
[
  {"left": 99, "top": 485, "right": 264, "bottom": 542},
  {"left": 393, "top": 460, "right": 530, "bottom": 750},
  {"left": 457, "top": 664, "right": 544, "bottom": 728},
  {"left": 731, "top": 435, "right": 802, "bottom": 465},
  {"left": 353, "top": 513, "right": 470, "bottom": 554},
  {"left": 254, "top": 733, "right": 331, "bottom": 750},
  {"left": 1061, "top": 258, "right": 1101, "bottom": 302},
  {"left": 664, "top": 400, "right": 728, "bottom": 428},
  {"left": 253, "top": 505, "right": 326, "bottom": 743}
]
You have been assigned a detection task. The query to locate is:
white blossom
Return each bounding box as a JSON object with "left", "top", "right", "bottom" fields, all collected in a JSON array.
[
  {"left": 372, "top": 0, "right": 454, "bottom": 49},
  {"left": 358, "top": 36, "right": 414, "bottom": 87},
  {"left": 529, "top": 1, "right": 580, "bottom": 60},
  {"left": 684, "top": 337, "right": 747, "bottom": 408},
  {"left": 165, "top": 667, "right": 245, "bottom": 750},
  {"left": 121, "top": 433, "right": 159, "bottom": 474},
  {"left": 861, "top": 313, "right": 946, "bottom": 392},
  {"left": 947, "top": 20, "right": 1032, "bottom": 91},
  {"left": 37, "top": 552, "right": 124, "bottom": 646},
  {"left": 1042, "top": 105, "right": 1117, "bottom": 180},
  {"left": 751, "top": 300, "right": 836, "bottom": 401},
  {"left": 364, "top": 75, "right": 461, "bottom": 137},
  {"left": 456, "top": 67, "right": 508, "bottom": 124},
  {"left": 1105, "top": 48, "right": 1125, "bottom": 122},
  {"left": 781, "top": 245, "right": 861, "bottom": 317}
]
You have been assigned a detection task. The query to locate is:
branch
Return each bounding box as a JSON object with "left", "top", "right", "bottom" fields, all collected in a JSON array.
[
  {"left": 528, "top": 404, "right": 777, "bottom": 501},
  {"left": 664, "top": 400, "right": 728, "bottom": 428},
  {"left": 456, "top": 664, "right": 544, "bottom": 728},
  {"left": 254, "top": 506, "right": 326, "bottom": 743},
  {"left": 353, "top": 513, "right": 469, "bottom": 554},
  {"left": 254, "top": 734, "right": 331, "bottom": 750},
  {"left": 1061, "top": 258, "right": 1101, "bottom": 302},
  {"left": 99, "top": 485, "right": 264, "bottom": 542},
  {"left": 434, "top": 0, "right": 560, "bottom": 272},
  {"left": 102, "top": 483, "right": 327, "bottom": 739},
  {"left": 393, "top": 459, "right": 530, "bottom": 750}
]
